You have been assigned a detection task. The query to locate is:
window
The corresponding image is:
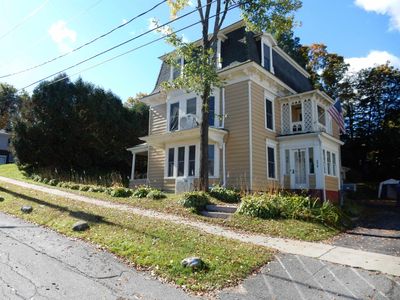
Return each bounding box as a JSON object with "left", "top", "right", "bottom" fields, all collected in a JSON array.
[
  {"left": 172, "top": 57, "right": 182, "bottom": 80},
  {"left": 332, "top": 153, "right": 337, "bottom": 176},
  {"left": 177, "top": 147, "right": 185, "bottom": 177},
  {"left": 327, "top": 151, "right": 331, "bottom": 175},
  {"left": 323, "top": 150, "right": 326, "bottom": 174},
  {"left": 208, "top": 96, "right": 215, "bottom": 126},
  {"left": 186, "top": 98, "right": 196, "bottom": 115},
  {"left": 318, "top": 105, "right": 326, "bottom": 126},
  {"left": 188, "top": 145, "right": 196, "bottom": 176},
  {"left": 285, "top": 149, "right": 290, "bottom": 175},
  {"left": 208, "top": 145, "right": 215, "bottom": 176},
  {"left": 167, "top": 148, "right": 174, "bottom": 177},
  {"left": 169, "top": 102, "right": 179, "bottom": 131},
  {"left": 308, "top": 148, "right": 314, "bottom": 174},
  {"left": 263, "top": 43, "right": 271, "bottom": 72},
  {"left": 267, "top": 146, "right": 276, "bottom": 179},
  {"left": 291, "top": 103, "right": 302, "bottom": 122},
  {"left": 265, "top": 98, "right": 274, "bottom": 130}
]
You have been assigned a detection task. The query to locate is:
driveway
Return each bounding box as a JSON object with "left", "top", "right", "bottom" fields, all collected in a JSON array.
[
  {"left": 0, "top": 212, "right": 195, "bottom": 300},
  {"left": 332, "top": 204, "right": 400, "bottom": 256}
]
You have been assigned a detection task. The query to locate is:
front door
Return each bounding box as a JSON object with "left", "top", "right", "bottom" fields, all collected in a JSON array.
[{"left": 291, "top": 149, "right": 307, "bottom": 189}]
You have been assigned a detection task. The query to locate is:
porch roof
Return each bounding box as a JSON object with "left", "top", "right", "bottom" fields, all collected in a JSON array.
[
  {"left": 126, "top": 143, "right": 148, "bottom": 154},
  {"left": 140, "top": 127, "right": 228, "bottom": 149}
]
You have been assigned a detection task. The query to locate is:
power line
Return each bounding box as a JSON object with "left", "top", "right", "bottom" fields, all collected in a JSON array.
[
  {"left": 22, "top": 3, "right": 239, "bottom": 92},
  {"left": 0, "top": 0, "right": 167, "bottom": 79},
  {"left": 19, "top": 0, "right": 220, "bottom": 90},
  {"left": 0, "top": 0, "right": 50, "bottom": 41}
]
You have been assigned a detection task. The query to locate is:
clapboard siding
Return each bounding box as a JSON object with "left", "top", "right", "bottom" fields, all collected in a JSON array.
[
  {"left": 251, "top": 82, "right": 280, "bottom": 191},
  {"left": 325, "top": 176, "right": 339, "bottom": 191},
  {"left": 150, "top": 104, "right": 167, "bottom": 135},
  {"left": 147, "top": 146, "right": 165, "bottom": 190},
  {"left": 224, "top": 81, "right": 250, "bottom": 189}
]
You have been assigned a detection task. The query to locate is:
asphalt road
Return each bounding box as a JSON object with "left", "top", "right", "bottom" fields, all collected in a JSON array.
[
  {"left": 0, "top": 212, "right": 195, "bottom": 300},
  {"left": 1, "top": 211, "right": 399, "bottom": 300}
]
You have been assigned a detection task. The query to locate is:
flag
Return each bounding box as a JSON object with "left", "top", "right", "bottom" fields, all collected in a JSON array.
[{"left": 328, "top": 100, "right": 345, "bottom": 134}]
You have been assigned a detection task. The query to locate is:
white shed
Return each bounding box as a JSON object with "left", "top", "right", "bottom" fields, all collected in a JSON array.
[{"left": 378, "top": 179, "right": 399, "bottom": 199}]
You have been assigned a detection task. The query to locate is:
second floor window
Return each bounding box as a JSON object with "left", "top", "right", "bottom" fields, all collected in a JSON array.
[
  {"left": 169, "top": 102, "right": 179, "bottom": 131},
  {"left": 186, "top": 98, "right": 196, "bottom": 115},
  {"left": 263, "top": 43, "right": 271, "bottom": 72},
  {"left": 265, "top": 98, "right": 274, "bottom": 130}
]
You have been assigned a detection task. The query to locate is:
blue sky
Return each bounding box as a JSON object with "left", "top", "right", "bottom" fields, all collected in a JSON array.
[{"left": 0, "top": 0, "right": 399, "bottom": 101}]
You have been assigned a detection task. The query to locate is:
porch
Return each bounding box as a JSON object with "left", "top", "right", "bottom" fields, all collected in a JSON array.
[{"left": 127, "top": 143, "right": 148, "bottom": 188}]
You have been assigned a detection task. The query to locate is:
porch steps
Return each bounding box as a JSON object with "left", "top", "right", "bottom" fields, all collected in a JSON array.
[{"left": 200, "top": 204, "right": 238, "bottom": 219}]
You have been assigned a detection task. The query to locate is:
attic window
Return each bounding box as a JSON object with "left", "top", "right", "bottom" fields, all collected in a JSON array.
[
  {"left": 261, "top": 36, "right": 274, "bottom": 73},
  {"left": 170, "top": 57, "right": 183, "bottom": 80}
]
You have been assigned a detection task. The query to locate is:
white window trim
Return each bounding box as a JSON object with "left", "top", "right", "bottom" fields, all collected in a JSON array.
[
  {"left": 317, "top": 104, "right": 327, "bottom": 127},
  {"left": 169, "top": 56, "right": 184, "bottom": 81},
  {"left": 260, "top": 36, "right": 274, "bottom": 73},
  {"left": 166, "top": 89, "right": 220, "bottom": 132},
  {"left": 322, "top": 148, "right": 338, "bottom": 177},
  {"left": 164, "top": 143, "right": 219, "bottom": 179},
  {"left": 266, "top": 140, "right": 278, "bottom": 180},
  {"left": 264, "top": 91, "right": 275, "bottom": 132}
]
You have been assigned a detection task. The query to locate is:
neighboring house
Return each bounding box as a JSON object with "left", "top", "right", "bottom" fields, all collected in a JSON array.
[
  {"left": 0, "top": 130, "right": 12, "bottom": 164},
  {"left": 128, "top": 21, "right": 343, "bottom": 202}
]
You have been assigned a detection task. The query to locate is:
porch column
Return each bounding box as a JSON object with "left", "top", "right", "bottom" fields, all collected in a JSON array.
[{"left": 130, "top": 153, "right": 136, "bottom": 180}]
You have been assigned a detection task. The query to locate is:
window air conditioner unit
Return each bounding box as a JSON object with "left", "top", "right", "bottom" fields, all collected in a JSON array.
[
  {"left": 175, "top": 177, "right": 195, "bottom": 194},
  {"left": 180, "top": 114, "right": 198, "bottom": 130}
]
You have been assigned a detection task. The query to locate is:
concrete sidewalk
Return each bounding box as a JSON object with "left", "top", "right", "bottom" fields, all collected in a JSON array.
[{"left": 1, "top": 175, "right": 400, "bottom": 277}]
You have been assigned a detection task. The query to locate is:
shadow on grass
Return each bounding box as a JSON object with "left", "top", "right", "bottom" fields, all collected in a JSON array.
[{"left": 0, "top": 186, "right": 115, "bottom": 226}]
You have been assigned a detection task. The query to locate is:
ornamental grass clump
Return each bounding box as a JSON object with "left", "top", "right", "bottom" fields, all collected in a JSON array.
[
  {"left": 209, "top": 185, "right": 241, "bottom": 203},
  {"left": 178, "top": 191, "right": 209, "bottom": 212},
  {"left": 110, "top": 187, "right": 133, "bottom": 198},
  {"left": 237, "top": 192, "right": 342, "bottom": 227}
]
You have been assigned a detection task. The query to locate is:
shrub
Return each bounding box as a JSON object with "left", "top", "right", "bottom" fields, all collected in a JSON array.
[
  {"left": 209, "top": 185, "right": 241, "bottom": 203},
  {"left": 31, "top": 174, "right": 41, "bottom": 182},
  {"left": 110, "top": 187, "right": 133, "bottom": 198},
  {"left": 79, "top": 185, "right": 91, "bottom": 192},
  {"left": 237, "top": 192, "right": 343, "bottom": 227},
  {"left": 132, "top": 185, "right": 152, "bottom": 198},
  {"left": 88, "top": 186, "right": 106, "bottom": 193},
  {"left": 41, "top": 178, "right": 49, "bottom": 184},
  {"left": 70, "top": 184, "right": 80, "bottom": 190},
  {"left": 147, "top": 190, "right": 166, "bottom": 200},
  {"left": 48, "top": 179, "right": 58, "bottom": 186},
  {"left": 178, "top": 191, "right": 209, "bottom": 212}
]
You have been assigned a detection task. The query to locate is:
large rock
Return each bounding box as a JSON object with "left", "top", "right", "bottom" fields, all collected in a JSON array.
[
  {"left": 181, "top": 257, "right": 206, "bottom": 271},
  {"left": 21, "top": 206, "right": 33, "bottom": 213},
  {"left": 72, "top": 221, "right": 90, "bottom": 231}
]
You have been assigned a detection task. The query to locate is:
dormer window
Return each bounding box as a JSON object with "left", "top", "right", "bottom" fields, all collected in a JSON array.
[
  {"left": 169, "top": 102, "right": 179, "bottom": 131},
  {"left": 261, "top": 35, "right": 274, "bottom": 73},
  {"left": 170, "top": 56, "right": 184, "bottom": 81}
]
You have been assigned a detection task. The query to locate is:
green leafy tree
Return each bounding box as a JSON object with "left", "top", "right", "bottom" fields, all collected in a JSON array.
[
  {"left": 162, "top": 0, "right": 302, "bottom": 191},
  {"left": 0, "top": 83, "right": 22, "bottom": 129},
  {"left": 13, "top": 75, "right": 148, "bottom": 177}
]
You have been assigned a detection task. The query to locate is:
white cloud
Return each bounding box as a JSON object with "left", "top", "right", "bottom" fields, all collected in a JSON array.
[
  {"left": 48, "top": 20, "right": 77, "bottom": 53},
  {"left": 345, "top": 50, "right": 400, "bottom": 73},
  {"left": 122, "top": 19, "right": 127, "bottom": 25},
  {"left": 355, "top": 0, "right": 400, "bottom": 31}
]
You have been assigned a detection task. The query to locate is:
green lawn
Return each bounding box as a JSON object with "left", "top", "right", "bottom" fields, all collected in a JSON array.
[
  {"left": 0, "top": 182, "right": 273, "bottom": 292},
  {"left": 0, "top": 164, "right": 340, "bottom": 241}
]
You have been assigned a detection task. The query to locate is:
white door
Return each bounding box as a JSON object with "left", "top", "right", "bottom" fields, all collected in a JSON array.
[{"left": 291, "top": 149, "right": 307, "bottom": 189}]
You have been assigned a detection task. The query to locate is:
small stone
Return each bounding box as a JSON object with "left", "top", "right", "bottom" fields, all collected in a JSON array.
[
  {"left": 72, "top": 221, "right": 90, "bottom": 231},
  {"left": 21, "top": 206, "right": 33, "bottom": 213},
  {"left": 0, "top": 196, "right": 4, "bottom": 202},
  {"left": 181, "top": 257, "right": 206, "bottom": 271}
]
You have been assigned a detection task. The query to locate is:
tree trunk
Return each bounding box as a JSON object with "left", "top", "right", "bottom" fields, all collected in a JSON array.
[{"left": 199, "top": 85, "right": 210, "bottom": 191}]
